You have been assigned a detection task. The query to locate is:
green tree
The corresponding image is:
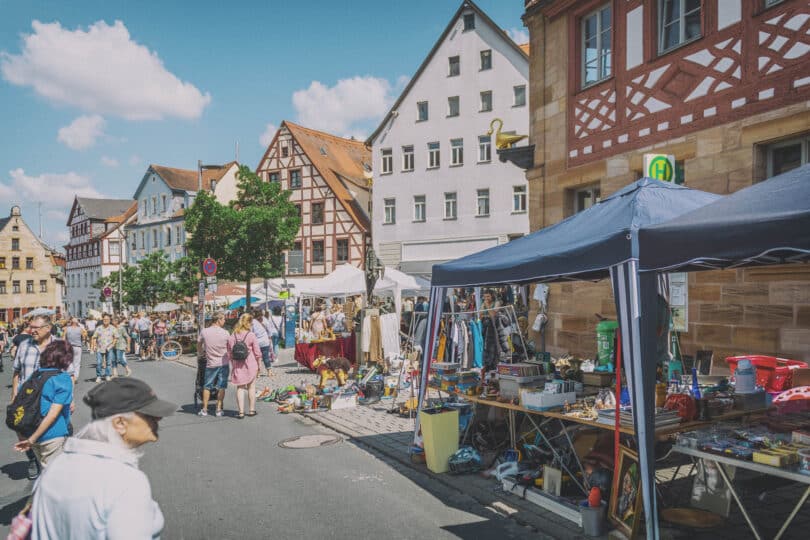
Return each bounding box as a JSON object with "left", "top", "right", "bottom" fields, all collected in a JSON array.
[
  {"left": 186, "top": 165, "right": 300, "bottom": 309},
  {"left": 96, "top": 252, "right": 175, "bottom": 309},
  {"left": 169, "top": 256, "right": 200, "bottom": 302},
  {"left": 93, "top": 265, "right": 139, "bottom": 312}
]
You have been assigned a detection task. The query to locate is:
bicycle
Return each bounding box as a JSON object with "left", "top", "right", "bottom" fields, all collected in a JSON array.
[
  {"left": 160, "top": 339, "right": 183, "bottom": 360},
  {"left": 139, "top": 335, "right": 157, "bottom": 361}
]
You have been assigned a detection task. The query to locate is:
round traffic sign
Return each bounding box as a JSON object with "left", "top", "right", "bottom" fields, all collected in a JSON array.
[
  {"left": 103, "top": 287, "right": 112, "bottom": 298},
  {"left": 202, "top": 258, "right": 217, "bottom": 276}
]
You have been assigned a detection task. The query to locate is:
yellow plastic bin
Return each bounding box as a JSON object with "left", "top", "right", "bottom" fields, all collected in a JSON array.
[{"left": 421, "top": 408, "right": 459, "bottom": 473}]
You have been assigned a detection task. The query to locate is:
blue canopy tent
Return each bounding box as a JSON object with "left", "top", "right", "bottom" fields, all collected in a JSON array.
[
  {"left": 639, "top": 163, "right": 810, "bottom": 272},
  {"left": 227, "top": 297, "right": 260, "bottom": 310},
  {"left": 420, "top": 178, "right": 721, "bottom": 540}
]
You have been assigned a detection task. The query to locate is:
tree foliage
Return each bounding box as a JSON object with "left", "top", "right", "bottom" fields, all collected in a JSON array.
[
  {"left": 185, "top": 165, "right": 300, "bottom": 308},
  {"left": 95, "top": 252, "right": 195, "bottom": 310}
]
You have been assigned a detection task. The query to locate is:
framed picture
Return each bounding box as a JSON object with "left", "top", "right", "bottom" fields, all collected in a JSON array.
[{"left": 609, "top": 446, "right": 643, "bottom": 539}]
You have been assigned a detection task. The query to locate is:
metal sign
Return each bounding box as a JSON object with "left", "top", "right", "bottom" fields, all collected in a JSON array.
[
  {"left": 202, "top": 258, "right": 217, "bottom": 276},
  {"left": 103, "top": 287, "right": 112, "bottom": 298},
  {"left": 198, "top": 281, "right": 206, "bottom": 299},
  {"left": 643, "top": 154, "right": 676, "bottom": 182},
  {"left": 205, "top": 276, "right": 217, "bottom": 284},
  {"left": 208, "top": 282, "right": 217, "bottom": 293}
]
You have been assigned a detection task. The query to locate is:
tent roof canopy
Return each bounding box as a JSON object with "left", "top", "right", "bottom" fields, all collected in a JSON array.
[
  {"left": 639, "top": 164, "right": 810, "bottom": 273},
  {"left": 432, "top": 178, "right": 721, "bottom": 287}
]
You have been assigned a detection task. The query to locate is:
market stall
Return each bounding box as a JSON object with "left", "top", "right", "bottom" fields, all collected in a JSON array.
[{"left": 419, "top": 178, "right": 722, "bottom": 539}]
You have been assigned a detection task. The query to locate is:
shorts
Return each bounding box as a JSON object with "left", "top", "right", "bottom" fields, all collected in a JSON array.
[
  {"left": 204, "top": 365, "right": 230, "bottom": 390},
  {"left": 139, "top": 331, "right": 151, "bottom": 342}
]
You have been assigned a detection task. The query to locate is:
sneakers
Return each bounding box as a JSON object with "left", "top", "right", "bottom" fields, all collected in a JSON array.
[
  {"left": 215, "top": 410, "right": 224, "bottom": 417},
  {"left": 95, "top": 377, "right": 101, "bottom": 383},
  {"left": 197, "top": 409, "right": 208, "bottom": 417},
  {"left": 27, "top": 459, "right": 40, "bottom": 480},
  {"left": 105, "top": 376, "right": 112, "bottom": 381}
]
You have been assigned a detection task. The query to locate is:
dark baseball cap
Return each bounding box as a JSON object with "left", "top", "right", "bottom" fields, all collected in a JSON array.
[{"left": 84, "top": 378, "right": 177, "bottom": 420}]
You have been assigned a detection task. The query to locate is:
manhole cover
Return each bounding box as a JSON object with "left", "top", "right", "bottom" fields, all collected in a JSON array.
[{"left": 278, "top": 434, "right": 342, "bottom": 449}]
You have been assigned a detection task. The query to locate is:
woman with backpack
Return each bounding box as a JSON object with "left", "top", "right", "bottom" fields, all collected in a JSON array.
[
  {"left": 12, "top": 341, "right": 74, "bottom": 468},
  {"left": 227, "top": 313, "right": 261, "bottom": 419}
]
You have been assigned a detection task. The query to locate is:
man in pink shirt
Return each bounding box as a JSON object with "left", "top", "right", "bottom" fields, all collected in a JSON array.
[{"left": 197, "top": 312, "right": 230, "bottom": 417}]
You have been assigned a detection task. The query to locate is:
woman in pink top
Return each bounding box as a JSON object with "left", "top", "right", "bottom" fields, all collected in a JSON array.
[{"left": 227, "top": 313, "right": 262, "bottom": 418}]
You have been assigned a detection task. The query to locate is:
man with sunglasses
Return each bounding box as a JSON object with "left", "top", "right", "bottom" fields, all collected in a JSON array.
[{"left": 11, "top": 315, "right": 57, "bottom": 480}]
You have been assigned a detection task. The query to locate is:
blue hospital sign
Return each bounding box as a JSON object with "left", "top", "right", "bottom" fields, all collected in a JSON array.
[{"left": 644, "top": 154, "right": 675, "bottom": 182}]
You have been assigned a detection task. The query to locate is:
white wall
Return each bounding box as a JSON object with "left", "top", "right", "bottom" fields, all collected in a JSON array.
[{"left": 371, "top": 7, "right": 530, "bottom": 267}]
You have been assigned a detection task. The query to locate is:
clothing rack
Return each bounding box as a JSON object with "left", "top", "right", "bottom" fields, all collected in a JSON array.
[{"left": 435, "top": 303, "right": 530, "bottom": 365}]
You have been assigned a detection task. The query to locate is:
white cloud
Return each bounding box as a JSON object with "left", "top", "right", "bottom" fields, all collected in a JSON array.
[
  {"left": 1, "top": 20, "right": 211, "bottom": 120},
  {"left": 259, "top": 123, "right": 277, "bottom": 147},
  {"left": 0, "top": 168, "right": 102, "bottom": 211},
  {"left": 100, "top": 155, "right": 119, "bottom": 167},
  {"left": 57, "top": 114, "right": 105, "bottom": 150},
  {"left": 51, "top": 230, "right": 70, "bottom": 244},
  {"left": 292, "top": 76, "right": 395, "bottom": 137},
  {"left": 506, "top": 27, "right": 529, "bottom": 45},
  {"left": 128, "top": 154, "right": 142, "bottom": 166},
  {"left": 45, "top": 209, "right": 66, "bottom": 220}
]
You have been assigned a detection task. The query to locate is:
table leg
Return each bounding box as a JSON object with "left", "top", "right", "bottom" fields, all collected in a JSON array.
[
  {"left": 773, "top": 485, "right": 810, "bottom": 540},
  {"left": 557, "top": 419, "right": 589, "bottom": 491},
  {"left": 715, "top": 460, "right": 761, "bottom": 540},
  {"left": 523, "top": 413, "right": 587, "bottom": 495},
  {"left": 508, "top": 409, "right": 516, "bottom": 449}
]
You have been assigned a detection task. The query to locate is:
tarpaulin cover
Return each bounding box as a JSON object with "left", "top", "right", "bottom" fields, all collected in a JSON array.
[
  {"left": 639, "top": 164, "right": 810, "bottom": 272},
  {"left": 431, "top": 178, "right": 721, "bottom": 287}
]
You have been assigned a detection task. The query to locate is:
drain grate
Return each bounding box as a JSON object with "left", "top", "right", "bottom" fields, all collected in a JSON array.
[{"left": 278, "top": 434, "right": 343, "bottom": 449}]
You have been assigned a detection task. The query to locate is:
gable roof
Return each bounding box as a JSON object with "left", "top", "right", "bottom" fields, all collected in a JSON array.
[
  {"left": 284, "top": 121, "right": 372, "bottom": 231},
  {"left": 76, "top": 197, "right": 134, "bottom": 221},
  {"left": 366, "top": 0, "right": 530, "bottom": 145},
  {"left": 149, "top": 162, "right": 236, "bottom": 193}
]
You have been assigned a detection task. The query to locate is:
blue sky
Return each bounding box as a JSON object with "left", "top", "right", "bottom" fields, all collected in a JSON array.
[{"left": 0, "top": 0, "right": 527, "bottom": 248}]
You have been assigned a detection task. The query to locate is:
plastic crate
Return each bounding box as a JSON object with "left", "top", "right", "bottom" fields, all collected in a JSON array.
[{"left": 726, "top": 355, "right": 807, "bottom": 392}]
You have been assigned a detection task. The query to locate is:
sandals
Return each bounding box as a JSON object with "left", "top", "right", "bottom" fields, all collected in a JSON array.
[
  {"left": 236, "top": 412, "right": 245, "bottom": 419},
  {"left": 246, "top": 410, "right": 257, "bottom": 417}
]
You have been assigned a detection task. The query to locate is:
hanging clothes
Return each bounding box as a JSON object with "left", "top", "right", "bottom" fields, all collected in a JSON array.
[
  {"left": 495, "top": 311, "right": 512, "bottom": 357},
  {"left": 380, "top": 312, "right": 401, "bottom": 359},
  {"left": 414, "top": 315, "right": 428, "bottom": 350},
  {"left": 436, "top": 320, "right": 447, "bottom": 362},
  {"left": 470, "top": 319, "right": 483, "bottom": 369},
  {"left": 362, "top": 314, "right": 384, "bottom": 365},
  {"left": 481, "top": 316, "right": 499, "bottom": 370}
]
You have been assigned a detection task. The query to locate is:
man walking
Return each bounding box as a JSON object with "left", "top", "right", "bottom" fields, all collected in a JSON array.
[
  {"left": 64, "top": 317, "right": 85, "bottom": 382},
  {"left": 91, "top": 314, "right": 116, "bottom": 383},
  {"left": 137, "top": 312, "right": 152, "bottom": 360},
  {"left": 252, "top": 310, "right": 272, "bottom": 376},
  {"left": 11, "top": 315, "right": 56, "bottom": 480},
  {"left": 197, "top": 312, "right": 230, "bottom": 417}
]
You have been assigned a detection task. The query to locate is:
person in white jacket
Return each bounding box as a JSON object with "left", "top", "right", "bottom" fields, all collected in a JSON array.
[{"left": 31, "top": 378, "right": 176, "bottom": 540}]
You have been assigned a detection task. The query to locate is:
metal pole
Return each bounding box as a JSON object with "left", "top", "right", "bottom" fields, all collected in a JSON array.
[{"left": 118, "top": 239, "right": 123, "bottom": 315}]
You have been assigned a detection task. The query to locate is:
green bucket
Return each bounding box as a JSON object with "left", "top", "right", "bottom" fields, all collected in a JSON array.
[{"left": 596, "top": 320, "right": 618, "bottom": 366}]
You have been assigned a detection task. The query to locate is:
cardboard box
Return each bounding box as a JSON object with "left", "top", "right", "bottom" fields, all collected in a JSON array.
[{"left": 327, "top": 393, "right": 357, "bottom": 410}]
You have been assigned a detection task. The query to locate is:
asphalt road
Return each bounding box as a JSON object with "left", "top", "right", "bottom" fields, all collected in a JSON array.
[{"left": 0, "top": 351, "right": 537, "bottom": 540}]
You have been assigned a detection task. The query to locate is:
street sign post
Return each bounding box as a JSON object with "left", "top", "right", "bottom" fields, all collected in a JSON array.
[{"left": 202, "top": 258, "right": 217, "bottom": 276}]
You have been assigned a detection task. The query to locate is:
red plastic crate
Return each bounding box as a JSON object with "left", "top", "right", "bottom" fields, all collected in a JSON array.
[{"left": 726, "top": 355, "right": 807, "bottom": 392}]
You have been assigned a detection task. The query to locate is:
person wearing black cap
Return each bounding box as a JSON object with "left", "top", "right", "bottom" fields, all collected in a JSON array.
[{"left": 30, "top": 378, "right": 176, "bottom": 539}]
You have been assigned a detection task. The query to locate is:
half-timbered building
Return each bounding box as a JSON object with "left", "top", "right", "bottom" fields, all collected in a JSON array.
[
  {"left": 523, "top": 0, "right": 810, "bottom": 364},
  {"left": 64, "top": 197, "right": 136, "bottom": 316},
  {"left": 256, "top": 121, "right": 372, "bottom": 276}
]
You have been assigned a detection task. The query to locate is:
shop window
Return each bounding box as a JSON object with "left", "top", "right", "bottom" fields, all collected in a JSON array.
[
  {"left": 659, "top": 0, "right": 701, "bottom": 54},
  {"left": 581, "top": 4, "right": 612, "bottom": 87},
  {"left": 766, "top": 135, "right": 809, "bottom": 177}
]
